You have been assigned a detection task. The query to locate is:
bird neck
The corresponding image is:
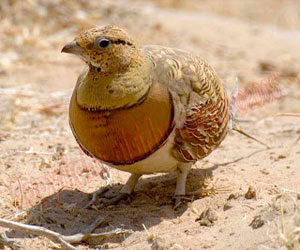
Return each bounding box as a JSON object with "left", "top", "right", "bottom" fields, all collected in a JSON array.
[{"left": 76, "top": 54, "right": 152, "bottom": 110}]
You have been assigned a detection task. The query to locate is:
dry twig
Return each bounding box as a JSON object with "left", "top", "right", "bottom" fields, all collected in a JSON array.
[
  {"left": 0, "top": 232, "right": 21, "bottom": 250},
  {"left": 233, "top": 125, "right": 271, "bottom": 149},
  {"left": 276, "top": 113, "right": 300, "bottom": 117},
  {"left": 0, "top": 216, "right": 131, "bottom": 249}
]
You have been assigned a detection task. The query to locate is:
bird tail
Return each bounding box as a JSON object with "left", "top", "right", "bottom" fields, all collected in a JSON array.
[
  {"left": 228, "top": 77, "right": 270, "bottom": 149},
  {"left": 228, "top": 77, "right": 239, "bottom": 131}
]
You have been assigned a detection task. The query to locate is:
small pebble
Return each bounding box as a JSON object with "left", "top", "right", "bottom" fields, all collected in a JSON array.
[
  {"left": 245, "top": 187, "right": 256, "bottom": 199},
  {"left": 249, "top": 215, "right": 265, "bottom": 229}
]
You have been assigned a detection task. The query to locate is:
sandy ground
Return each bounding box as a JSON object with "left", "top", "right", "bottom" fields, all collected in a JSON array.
[{"left": 0, "top": 0, "right": 300, "bottom": 249}]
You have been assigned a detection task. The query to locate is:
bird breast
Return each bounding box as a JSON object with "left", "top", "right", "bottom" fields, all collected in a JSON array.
[{"left": 69, "top": 82, "right": 174, "bottom": 166}]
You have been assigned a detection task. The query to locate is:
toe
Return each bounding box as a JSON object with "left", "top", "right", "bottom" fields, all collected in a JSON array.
[{"left": 173, "top": 196, "right": 185, "bottom": 209}]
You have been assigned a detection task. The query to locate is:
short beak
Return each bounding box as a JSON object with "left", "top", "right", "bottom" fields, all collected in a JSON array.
[{"left": 61, "top": 41, "right": 84, "bottom": 55}]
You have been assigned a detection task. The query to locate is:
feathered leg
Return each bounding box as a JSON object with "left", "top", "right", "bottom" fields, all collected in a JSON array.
[{"left": 174, "top": 163, "right": 192, "bottom": 207}]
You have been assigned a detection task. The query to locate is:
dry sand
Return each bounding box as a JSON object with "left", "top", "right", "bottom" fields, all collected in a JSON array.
[{"left": 0, "top": 0, "right": 299, "bottom": 249}]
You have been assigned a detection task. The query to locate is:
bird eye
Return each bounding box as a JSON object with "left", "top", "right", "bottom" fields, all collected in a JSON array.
[{"left": 95, "top": 37, "right": 111, "bottom": 49}]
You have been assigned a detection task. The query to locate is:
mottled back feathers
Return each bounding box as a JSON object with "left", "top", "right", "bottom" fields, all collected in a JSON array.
[{"left": 142, "top": 46, "right": 229, "bottom": 161}]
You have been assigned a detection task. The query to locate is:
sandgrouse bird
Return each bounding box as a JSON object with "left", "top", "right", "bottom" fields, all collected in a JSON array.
[{"left": 62, "top": 25, "right": 229, "bottom": 206}]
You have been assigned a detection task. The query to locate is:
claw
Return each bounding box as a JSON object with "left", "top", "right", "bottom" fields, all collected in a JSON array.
[
  {"left": 85, "top": 173, "right": 141, "bottom": 209},
  {"left": 85, "top": 186, "right": 110, "bottom": 209},
  {"left": 86, "top": 189, "right": 132, "bottom": 209},
  {"left": 99, "top": 193, "right": 132, "bottom": 207},
  {"left": 173, "top": 196, "right": 185, "bottom": 209}
]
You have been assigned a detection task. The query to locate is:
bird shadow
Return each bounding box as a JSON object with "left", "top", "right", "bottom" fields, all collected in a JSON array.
[{"left": 6, "top": 148, "right": 265, "bottom": 247}]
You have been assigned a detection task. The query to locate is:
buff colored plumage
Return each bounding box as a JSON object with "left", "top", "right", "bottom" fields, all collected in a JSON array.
[{"left": 62, "top": 25, "right": 229, "bottom": 206}]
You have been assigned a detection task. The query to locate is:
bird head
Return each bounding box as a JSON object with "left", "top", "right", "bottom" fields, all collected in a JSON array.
[{"left": 62, "top": 25, "right": 137, "bottom": 74}]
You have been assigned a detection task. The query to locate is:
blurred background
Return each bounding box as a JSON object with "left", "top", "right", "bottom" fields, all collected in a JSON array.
[
  {"left": 1, "top": 0, "right": 300, "bottom": 138},
  {"left": 0, "top": 1, "right": 299, "bottom": 249},
  {"left": 1, "top": 0, "right": 300, "bottom": 71}
]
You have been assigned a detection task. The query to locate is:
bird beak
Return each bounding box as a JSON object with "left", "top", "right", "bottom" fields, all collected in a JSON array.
[{"left": 61, "top": 41, "right": 84, "bottom": 55}]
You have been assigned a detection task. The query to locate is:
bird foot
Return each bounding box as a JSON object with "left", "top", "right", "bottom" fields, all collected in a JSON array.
[
  {"left": 172, "top": 196, "right": 187, "bottom": 209},
  {"left": 85, "top": 186, "right": 132, "bottom": 209}
]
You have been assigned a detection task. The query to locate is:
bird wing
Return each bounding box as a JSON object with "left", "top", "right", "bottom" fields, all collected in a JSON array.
[{"left": 142, "top": 45, "right": 229, "bottom": 162}]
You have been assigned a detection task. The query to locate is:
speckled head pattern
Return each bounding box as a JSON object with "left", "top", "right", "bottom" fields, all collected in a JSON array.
[{"left": 74, "top": 25, "right": 137, "bottom": 73}]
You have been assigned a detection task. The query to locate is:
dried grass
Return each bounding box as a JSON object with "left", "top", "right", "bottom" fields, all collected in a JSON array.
[{"left": 265, "top": 193, "right": 300, "bottom": 250}]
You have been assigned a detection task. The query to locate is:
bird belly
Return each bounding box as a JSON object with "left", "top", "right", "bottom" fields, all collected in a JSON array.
[{"left": 109, "top": 132, "right": 178, "bottom": 174}]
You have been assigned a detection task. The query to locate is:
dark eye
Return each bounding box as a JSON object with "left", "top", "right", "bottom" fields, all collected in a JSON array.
[{"left": 95, "top": 37, "right": 111, "bottom": 49}]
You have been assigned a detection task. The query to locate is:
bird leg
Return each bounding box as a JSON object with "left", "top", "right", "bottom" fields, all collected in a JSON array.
[
  {"left": 173, "top": 163, "right": 192, "bottom": 208},
  {"left": 119, "top": 173, "right": 142, "bottom": 194},
  {"left": 86, "top": 173, "right": 142, "bottom": 208}
]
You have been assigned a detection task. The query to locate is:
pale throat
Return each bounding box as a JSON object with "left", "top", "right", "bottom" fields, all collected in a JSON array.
[{"left": 76, "top": 62, "right": 152, "bottom": 110}]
